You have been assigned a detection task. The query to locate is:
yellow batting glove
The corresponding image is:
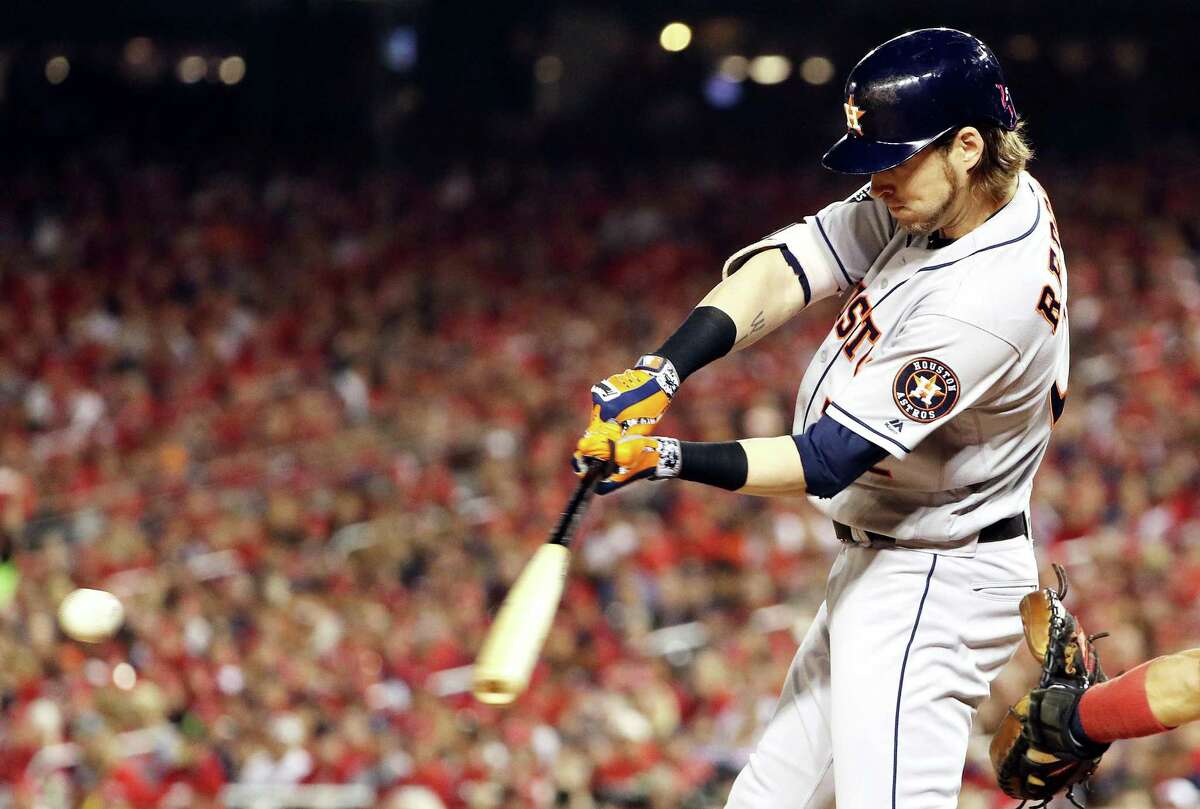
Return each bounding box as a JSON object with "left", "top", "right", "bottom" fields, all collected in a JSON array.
[
  {"left": 589, "top": 355, "right": 680, "bottom": 437},
  {"left": 572, "top": 417, "right": 622, "bottom": 476},
  {"left": 585, "top": 435, "right": 681, "bottom": 495}
]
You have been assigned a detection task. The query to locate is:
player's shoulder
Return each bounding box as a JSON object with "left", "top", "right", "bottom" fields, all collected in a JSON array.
[
  {"left": 915, "top": 173, "right": 1063, "bottom": 349},
  {"left": 722, "top": 181, "right": 895, "bottom": 285}
]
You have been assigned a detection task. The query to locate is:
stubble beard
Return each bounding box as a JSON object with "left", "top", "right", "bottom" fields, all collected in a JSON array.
[{"left": 899, "top": 155, "right": 962, "bottom": 237}]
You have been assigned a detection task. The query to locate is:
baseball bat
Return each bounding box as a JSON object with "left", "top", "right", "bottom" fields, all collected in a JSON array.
[{"left": 472, "top": 458, "right": 611, "bottom": 705}]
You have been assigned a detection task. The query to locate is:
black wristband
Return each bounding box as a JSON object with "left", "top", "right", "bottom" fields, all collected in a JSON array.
[
  {"left": 654, "top": 306, "right": 737, "bottom": 381},
  {"left": 678, "top": 441, "right": 748, "bottom": 491}
]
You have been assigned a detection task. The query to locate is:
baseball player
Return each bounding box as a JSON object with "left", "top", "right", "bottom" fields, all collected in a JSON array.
[{"left": 575, "top": 29, "right": 1064, "bottom": 809}]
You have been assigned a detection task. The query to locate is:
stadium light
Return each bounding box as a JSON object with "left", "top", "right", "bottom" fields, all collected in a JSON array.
[
  {"left": 45, "top": 56, "right": 69, "bottom": 85},
  {"left": 1056, "top": 41, "right": 1091, "bottom": 74},
  {"left": 121, "top": 37, "right": 162, "bottom": 83},
  {"left": 124, "top": 37, "right": 154, "bottom": 67},
  {"left": 177, "top": 55, "right": 206, "bottom": 84},
  {"left": 534, "top": 54, "right": 563, "bottom": 84},
  {"left": 800, "top": 56, "right": 835, "bottom": 86},
  {"left": 1006, "top": 34, "right": 1038, "bottom": 62},
  {"left": 704, "top": 75, "right": 742, "bottom": 109},
  {"left": 383, "top": 27, "right": 417, "bottom": 72},
  {"left": 718, "top": 55, "right": 749, "bottom": 83},
  {"left": 659, "top": 22, "right": 692, "bottom": 53},
  {"left": 749, "top": 55, "right": 791, "bottom": 85},
  {"left": 1111, "top": 41, "right": 1145, "bottom": 78},
  {"left": 218, "top": 56, "right": 246, "bottom": 85}
]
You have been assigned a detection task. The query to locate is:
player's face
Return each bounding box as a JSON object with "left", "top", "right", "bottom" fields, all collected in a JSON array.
[{"left": 868, "top": 144, "right": 963, "bottom": 237}]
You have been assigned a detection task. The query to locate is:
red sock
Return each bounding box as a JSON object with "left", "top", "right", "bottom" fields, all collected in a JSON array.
[{"left": 1077, "top": 659, "right": 1174, "bottom": 743}]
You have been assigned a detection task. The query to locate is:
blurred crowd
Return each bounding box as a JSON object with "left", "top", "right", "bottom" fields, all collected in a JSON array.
[{"left": 0, "top": 149, "right": 1197, "bottom": 809}]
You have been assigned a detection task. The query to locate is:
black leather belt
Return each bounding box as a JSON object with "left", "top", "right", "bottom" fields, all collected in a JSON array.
[{"left": 833, "top": 513, "right": 1028, "bottom": 549}]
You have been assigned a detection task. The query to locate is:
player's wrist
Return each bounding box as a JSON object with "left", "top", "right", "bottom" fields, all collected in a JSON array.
[
  {"left": 633, "top": 355, "right": 681, "bottom": 398},
  {"left": 650, "top": 437, "right": 682, "bottom": 478},
  {"left": 676, "top": 440, "right": 748, "bottom": 491},
  {"left": 652, "top": 306, "right": 737, "bottom": 381}
]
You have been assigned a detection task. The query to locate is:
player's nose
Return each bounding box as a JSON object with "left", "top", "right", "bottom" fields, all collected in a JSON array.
[{"left": 869, "top": 173, "right": 895, "bottom": 199}]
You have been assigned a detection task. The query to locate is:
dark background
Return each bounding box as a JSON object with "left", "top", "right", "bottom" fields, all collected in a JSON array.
[{"left": 4, "top": 0, "right": 1198, "bottom": 172}]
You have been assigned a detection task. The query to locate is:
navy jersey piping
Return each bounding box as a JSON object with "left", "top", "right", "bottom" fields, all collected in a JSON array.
[
  {"left": 800, "top": 181, "right": 1042, "bottom": 429},
  {"left": 892, "top": 555, "right": 937, "bottom": 809},
  {"left": 727, "top": 244, "right": 813, "bottom": 306},
  {"left": 779, "top": 246, "right": 813, "bottom": 305},
  {"left": 813, "top": 215, "right": 855, "bottom": 288},
  {"left": 827, "top": 402, "right": 910, "bottom": 455}
]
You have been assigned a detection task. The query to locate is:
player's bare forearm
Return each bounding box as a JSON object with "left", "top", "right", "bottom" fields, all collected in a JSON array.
[
  {"left": 736, "top": 436, "right": 808, "bottom": 496},
  {"left": 698, "top": 249, "right": 808, "bottom": 352}
]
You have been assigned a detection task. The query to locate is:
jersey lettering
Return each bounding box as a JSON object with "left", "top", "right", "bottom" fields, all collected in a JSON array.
[
  {"left": 836, "top": 288, "right": 881, "bottom": 360},
  {"left": 1037, "top": 185, "right": 1063, "bottom": 250},
  {"left": 835, "top": 295, "right": 870, "bottom": 338},
  {"left": 843, "top": 318, "right": 881, "bottom": 360},
  {"left": 1036, "top": 285, "right": 1061, "bottom": 332}
]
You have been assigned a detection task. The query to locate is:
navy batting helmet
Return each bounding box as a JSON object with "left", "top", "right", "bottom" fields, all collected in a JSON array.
[{"left": 821, "top": 28, "right": 1019, "bottom": 175}]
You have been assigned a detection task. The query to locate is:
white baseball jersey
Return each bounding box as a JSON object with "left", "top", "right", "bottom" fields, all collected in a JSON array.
[
  {"left": 722, "top": 173, "right": 1059, "bottom": 809},
  {"left": 724, "top": 171, "right": 1068, "bottom": 553}
]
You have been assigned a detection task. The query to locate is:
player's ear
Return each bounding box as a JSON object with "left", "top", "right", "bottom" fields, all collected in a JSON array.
[{"left": 953, "top": 126, "right": 985, "bottom": 173}]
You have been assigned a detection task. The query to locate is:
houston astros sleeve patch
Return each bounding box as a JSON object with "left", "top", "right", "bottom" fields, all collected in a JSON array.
[{"left": 893, "top": 358, "right": 960, "bottom": 422}]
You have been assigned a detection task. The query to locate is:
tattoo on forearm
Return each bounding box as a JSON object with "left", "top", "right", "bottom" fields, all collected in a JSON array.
[{"left": 736, "top": 310, "right": 767, "bottom": 345}]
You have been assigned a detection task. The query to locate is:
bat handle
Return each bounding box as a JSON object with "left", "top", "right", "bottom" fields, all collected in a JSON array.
[{"left": 549, "top": 456, "right": 614, "bottom": 547}]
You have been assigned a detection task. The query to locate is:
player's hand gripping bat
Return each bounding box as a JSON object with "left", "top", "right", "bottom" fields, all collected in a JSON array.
[{"left": 471, "top": 455, "right": 614, "bottom": 705}]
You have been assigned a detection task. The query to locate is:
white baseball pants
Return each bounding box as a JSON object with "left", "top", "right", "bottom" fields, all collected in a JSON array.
[{"left": 725, "top": 537, "right": 1038, "bottom": 809}]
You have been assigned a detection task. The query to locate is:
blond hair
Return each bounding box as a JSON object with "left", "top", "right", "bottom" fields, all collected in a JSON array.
[{"left": 937, "top": 120, "right": 1033, "bottom": 203}]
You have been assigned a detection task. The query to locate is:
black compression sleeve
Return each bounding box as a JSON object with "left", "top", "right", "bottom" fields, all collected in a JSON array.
[
  {"left": 678, "top": 441, "right": 748, "bottom": 491},
  {"left": 653, "top": 306, "right": 737, "bottom": 381}
]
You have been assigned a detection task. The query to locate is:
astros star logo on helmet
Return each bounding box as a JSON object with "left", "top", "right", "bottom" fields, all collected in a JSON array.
[{"left": 843, "top": 95, "right": 865, "bottom": 136}]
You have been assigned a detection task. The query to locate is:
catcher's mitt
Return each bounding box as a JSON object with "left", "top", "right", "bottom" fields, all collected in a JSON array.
[{"left": 990, "top": 564, "right": 1110, "bottom": 808}]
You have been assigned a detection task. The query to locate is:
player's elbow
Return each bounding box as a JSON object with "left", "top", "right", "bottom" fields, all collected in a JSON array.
[{"left": 792, "top": 416, "right": 890, "bottom": 499}]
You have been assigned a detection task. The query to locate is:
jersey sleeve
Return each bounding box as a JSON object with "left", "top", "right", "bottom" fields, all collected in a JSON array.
[
  {"left": 722, "top": 183, "right": 893, "bottom": 304},
  {"left": 824, "top": 314, "right": 1020, "bottom": 460}
]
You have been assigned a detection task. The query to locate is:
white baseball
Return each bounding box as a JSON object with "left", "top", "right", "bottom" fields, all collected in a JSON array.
[{"left": 57, "top": 588, "right": 125, "bottom": 643}]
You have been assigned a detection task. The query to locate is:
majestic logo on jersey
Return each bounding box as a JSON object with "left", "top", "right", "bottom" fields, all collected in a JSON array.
[
  {"left": 844, "top": 95, "right": 865, "bottom": 136},
  {"left": 893, "top": 358, "right": 960, "bottom": 422}
]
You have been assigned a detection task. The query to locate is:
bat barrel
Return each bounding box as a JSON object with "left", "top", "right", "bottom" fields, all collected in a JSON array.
[
  {"left": 471, "top": 460, "right": 611, "bottom": 705},
  {"left": 471, "top": 543, "right": 572, "bottom": 703}
]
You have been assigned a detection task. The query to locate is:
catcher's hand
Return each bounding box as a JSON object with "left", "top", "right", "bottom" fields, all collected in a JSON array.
[{"left": 990, "top": 565, "right": 1110, "bottom": 806}]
